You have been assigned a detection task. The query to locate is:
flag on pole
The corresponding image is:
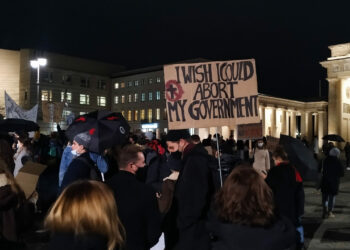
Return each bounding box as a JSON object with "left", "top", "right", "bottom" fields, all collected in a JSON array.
[{"left": 5, "top": 91, "right": 38, "bottom": 122}]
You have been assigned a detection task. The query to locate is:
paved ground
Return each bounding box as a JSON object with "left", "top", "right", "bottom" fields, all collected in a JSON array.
[{"left": 303, "top": 169, "right": 350, "bottom": 250}]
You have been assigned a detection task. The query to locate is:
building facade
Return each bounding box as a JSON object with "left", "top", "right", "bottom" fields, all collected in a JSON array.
[{"left": 0, "top": 48, "right": 124, "bottom": 132}]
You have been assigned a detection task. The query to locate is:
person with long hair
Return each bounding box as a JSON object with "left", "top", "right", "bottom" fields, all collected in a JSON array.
[
  {"left": 45, "top": 180, "right": 125, "bottom": 250},
  {"left": 0, "top": 159, "right": 35, "bottom": 246},
  {"left": 207, "top": 165, "right": 295, "bottom": 250},
  {"left": 13, "top": 135, "right": 32, "bottom": 177}
]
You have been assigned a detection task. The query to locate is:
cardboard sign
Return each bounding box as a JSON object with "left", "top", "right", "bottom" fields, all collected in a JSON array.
[
  {"left": 15, "top": 161, "right": 47, "bottom": 199},
  {"left": 42, "top": 101, "right": 64, "bottom": 123},
  {"left": 163, "top": 59, "right": 259, "bottom": 129},
  {"left": 237, "top": 122, "right": 263, "bottom": 140}
]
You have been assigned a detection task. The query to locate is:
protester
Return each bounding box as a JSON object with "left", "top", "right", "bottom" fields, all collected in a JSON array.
[
  {"left": 319, "top": 147, "right": 344, "bottom": 218},
  {"left": 344, "top": 142, "right": 350, "bottom": 170},
  {"left": 13, "top": 134, "right": 32, "bottom": 177},
  {"left": 60, "top": 132, "right": 99, "bottom": 192},
  {"left": 166, "top": 129, "right": 213, "bottom": 250},
  {"left": 207, "top": 166, "right": 296, "bottom": 250},
  {"left": 252, "top": 138, "right": 270, "bottom": 177},
  {"left": 0, "top": 139, "right": 15, "bottom": 173},
  {"left": 0, "top": 160, "right": 36, "bottom": 247},
  {"left": 107, "top": 144, "right": 162, "bottom": 250},
  {"left": 266, "top": 146, "right": 305, "bottom": 249},
  {"left": 45, "top": 180, "right": 125, "bottom": 250}
]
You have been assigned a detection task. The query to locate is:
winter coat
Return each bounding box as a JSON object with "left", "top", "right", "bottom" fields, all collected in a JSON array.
[
  {"left": 320, "top": 156, "right": 344, "bottom": 195},
  {"left": 0, "top": 183, "right": 34, "bottom": 242},
  {"left": 107, "top": 171, "right": 162, "bottom": 250},
  {"left": 174, "top": 143, "right": 214, "bottom": 250},
  {"left": 265, "top": 162, "right": 305, "bottom": 226},
  {"left": 47, "top": 233, "right": 109, "bottom": 250},
  {"left": 253, "top": 148, "right": 270, "bottom": 174},
  {"left": 207, "top": 212, "right": 296, "bottom": 250},
  {"left": 60, "top": 152, "right": 95, "bottom": 193}
]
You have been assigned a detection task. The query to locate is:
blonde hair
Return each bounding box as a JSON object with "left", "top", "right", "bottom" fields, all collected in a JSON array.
[{"left": 45, "top": 181, "right": 125, "bottom": 250}]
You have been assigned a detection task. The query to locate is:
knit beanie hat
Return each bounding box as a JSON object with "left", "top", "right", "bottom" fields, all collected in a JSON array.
[
  {"left": 74, "top": 132, "right": 91, "bottom": 148},
  {"left": 329, "top": 147, "right": 340, "bottom": 158}
]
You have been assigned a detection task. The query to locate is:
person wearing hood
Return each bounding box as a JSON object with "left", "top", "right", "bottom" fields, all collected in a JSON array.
[
  {"left": 207, "top": 166, "right": 296, "bottom": 250},
  {"left": 320, "top": 147, "right": 344, "bottom": 218},
  {"left": 166, "top": 129, "right": 214, "bottom": 250}
]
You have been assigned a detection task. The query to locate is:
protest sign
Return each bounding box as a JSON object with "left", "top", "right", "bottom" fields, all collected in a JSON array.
[
  {"left": 237, "top": 122, "right": 263, "bottom": 140},
  {"left": 163, "top": 59, "right": 259, "bottom": 129},
  {"left": 15, "top": 161, "right": 47, "bottom": 199},
  {"left": 5, "top": 91, "right": 38, "bottom": 122},
  {"left": 42, "top": 101, "right": 64, "bottom": 123}
]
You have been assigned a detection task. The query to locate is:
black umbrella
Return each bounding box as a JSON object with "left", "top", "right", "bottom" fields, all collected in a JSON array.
[
  {"left": 279, "top": 134, "right": 318, "bottom": 181},
  {"left": 65, "top": 110, "right": 130, "bottom": 153},
  {"left": 322, "top": 134, "right": 345, "bottom": 142},
  {"left": 0, "top": 118, "right": 39, "bottom": 132}
]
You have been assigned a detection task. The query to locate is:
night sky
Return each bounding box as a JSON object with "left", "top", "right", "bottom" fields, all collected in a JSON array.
[{"left": 1, "top": 0, "right": 350, "bottom": 100}]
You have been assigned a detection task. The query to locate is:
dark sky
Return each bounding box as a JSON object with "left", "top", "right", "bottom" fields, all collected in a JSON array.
[{"left": 1, "top": 0, "right": 350, "bottom": 100}]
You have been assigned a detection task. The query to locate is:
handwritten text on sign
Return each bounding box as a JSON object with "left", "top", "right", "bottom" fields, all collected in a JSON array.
[{"left": 164, "top": 59, "right": 260, "bottom": 129}]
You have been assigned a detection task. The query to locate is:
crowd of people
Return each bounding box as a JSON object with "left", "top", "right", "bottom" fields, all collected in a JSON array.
[{"left": 0, "top": 127, "right": 346, "bottom": 250}]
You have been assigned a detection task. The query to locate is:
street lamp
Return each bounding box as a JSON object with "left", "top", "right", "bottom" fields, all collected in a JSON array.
[{"left": 30, "top": 58, "right": 47, "bottom": 105}]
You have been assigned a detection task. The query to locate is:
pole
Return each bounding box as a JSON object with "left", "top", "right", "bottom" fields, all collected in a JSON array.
[
  {"left": 216, "top": 127, "right": 223, "bottom": 187},
  {"left": 36, "top": 66, "right": 40, "bottom": 105}
]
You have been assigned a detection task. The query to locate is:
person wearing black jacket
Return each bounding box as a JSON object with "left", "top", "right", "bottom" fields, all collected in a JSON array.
[
  {"left": 166, "top": 129, "right": 214, "bottom": 250},
  {"left": 107, "top": 144, "right": 162, "bottom": 250},
  {"left": 60, "top": 132, "right": 96, "bottom": 193}
]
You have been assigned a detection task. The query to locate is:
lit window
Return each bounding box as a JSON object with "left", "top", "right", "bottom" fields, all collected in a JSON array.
[
  {"left": 148, "top": 78, "right": 153, "bottom": 84},
  {"left": 134, "top": 80, "right": 139, "bottom": 86},
  {"left": 156, "top": 91, "right": 160, "bottom": 100},
  {"left": 141, "top": 109, "right": 145, "bottom": 120},
  {"left": 128, "top": 110, "right": 132, "bottom": 121},
  {"left": 148, "top": 109, "right": 153, "bottom": 122},
  {"left": 156, "top": 77, "right": 161, "bottom": 83},
  {"left": 134, "top": 110, "right": 139, "bottom": 121},
  {"left": 97, "top": 96, "right": 106, "bottom": 106},
  {"left": 128, "top": 81, "right": 133, "bottom": 87},
  {"left": 80, "top": 112, "right": 87, "bottom": 115},
  {"left": 61, "top": 91, "right": 72, "bottom": 103},
  {"left": 80, "top": 77, "right": 90, "bottom": 88},
  {"left": 121, "top": 110, "right": 125, "bottom": 117},
  {"left": 114, "top": 96, "right": 119, "bottom": 104},
  {"left": 134, "top": 93, "right": 138, "bottom": 102},
  {"left": 121, "top": 95, "right": 125, "bottom": 104},
  {"left": 114, "top": 83, "right": 119, "bottom": 89},
  {"left": 63, "top": 110, "right": 71, "bottom": 117},
  {"left": 97, "top": 80, "right": 106, "bottom": 90},
  {"left": 41, "top": 90, "right": 52, "bottom": 101},
  {"left": 128, "top": 94, "right": 132, "bottom": 103},
  {"left": 141, "top": 93, "right": 146, "bottom": 102},
  {"left": 79, "top": 94, "right": 90, "bottom": 105},
  {"left": 156, "top": 108, "right": 160, "bottom": 120},
  {"left": 121, "top": 82, "right": 125, "bottom": 88},
  {"left": 149, "top": 92, "right": 153, "bottom": 101}
]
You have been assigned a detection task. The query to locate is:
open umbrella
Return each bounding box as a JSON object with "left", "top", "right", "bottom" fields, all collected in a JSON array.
[
  {"left": 66, "top": 110, "right": 130, "bottom": 153},
  {"left": 279, "top": 134, "right": 318, "bottom": 181},
  {"left": 0, "top": 118, "right": 39, "bottom": 132},
  {"left": 322, "top": 134, "right": 345, "bottom": 142}
]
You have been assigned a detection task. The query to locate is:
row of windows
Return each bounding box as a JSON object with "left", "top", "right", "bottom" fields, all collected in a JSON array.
[
  {"left": 41, "top": 90, "right": 106, "bottom": 106},
  {"left": 114, "top": 91, "right": 164, "bottom": 104},
  {"left": 39, "top": 71, "right": 107, "bottom": 90},
  {"left": 114, "top": 77, "right": 162, "bottom": 89},
  {"left": 120, "top": 108, "right": 167, "bottom": 122}
]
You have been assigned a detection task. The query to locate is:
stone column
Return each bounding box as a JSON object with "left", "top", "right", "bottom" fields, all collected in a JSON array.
[
  {"left": 281, "top": 108, "right": 287, "bottom": 135},
  {"left": 290, "top": 111, "right": 296, "bottom": 138},
  {"left": 306, "top": 112, "right": 313, "bottom": 143},
  {"left": 260, "top": 105, "right": 266, "bottom": 136},
  {"left": 318, "top": 111, "right": 326, "bottom": 149},
  {"left": 328, "top": 79, "right": 341, "bottom": 135},
  {"left": 300, "top": 112, "right": 306, "bottom": 138},
  {"left": 271, "top": 107, "right": 277, "bottom": 137}
]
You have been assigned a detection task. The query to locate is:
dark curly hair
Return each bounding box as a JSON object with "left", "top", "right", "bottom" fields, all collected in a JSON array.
[{"left": 215, "top": 166, "right": 275, "bottom": 227}]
